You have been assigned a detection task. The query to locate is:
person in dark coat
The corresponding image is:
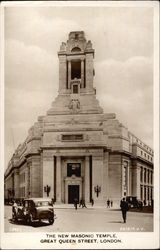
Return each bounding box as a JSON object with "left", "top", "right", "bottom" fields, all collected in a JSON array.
[
  {"left": 110, "top": 200, "right": 113, "bottom": 207},
  {"left": 91, "top": 198, "right": 94, "bottom": 206},
  {"left": 79, "top": 199, "right": 83, "bottom": 207},
  {"left": 82, "top": 199, "right": 87, "bottom": 208},
  {"left": 120, "top": 198, "right": 129, "bottom": 223},
  {"left": 74, "top": 198, "right": 78, "bottom": 210},
  {"left": 107, "top": 199, "right": 110, "bottom": 208}
]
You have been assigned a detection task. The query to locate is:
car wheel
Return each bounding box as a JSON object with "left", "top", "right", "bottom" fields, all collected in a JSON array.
[{"left": 48, "top": 218, "right": 54, "bottom": 225}]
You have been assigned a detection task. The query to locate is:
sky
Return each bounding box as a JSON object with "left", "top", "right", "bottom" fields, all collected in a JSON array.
[{"left": 4, "top": 4, "right": 154, "bottom": 168}]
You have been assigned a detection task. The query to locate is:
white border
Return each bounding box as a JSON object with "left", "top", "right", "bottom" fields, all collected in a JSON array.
[{"left": 0, "top": 1, "right": 159, "bottom": 249}]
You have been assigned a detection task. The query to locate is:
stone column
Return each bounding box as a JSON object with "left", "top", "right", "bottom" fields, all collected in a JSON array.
[
  {"left": 68, "top": 60, "right": 71, "bottom": 89},
  {"left": 142, "top": 185, "right": 144, "bottom": 201},
  {"left": 85, "top": 53, "right": 94, "bottom": 90},
  {"left": 127, "top": 165, "right": 130, "bottom": 195},
  {"left": 121, "top": 164, "right": 124, "bottom": 197},
  {"left": 14, "top": 170, "right": 19, "bottom": 198},
  {"left": 81, "top": 59, "right": 84, "bottom": 88},
  {"left": 132, "top": 165, "right": 140, "bottom": 198},
  {"left": 147, "top": 187, "right": 149, "bottom": 204},
  {"left": 85, "top": 156, "right": 90, "bottom": 203},
  {"left": 148, "top": 187, "right": 151, "bottom": 202},
  {"left": 56, "top": 156, "right": 62, "bottom": 203},
  {"left": 136, "top": 166, "right": 141, "bottom": 199},
  {"left": 59, "top": 55, "right": 67, "bottom": 93},
  {"left": 129, "top": 167, "right": 132, "bottom": 196},
  {"left": 26, "top": 163, "right": 31, "bottom": 197}
]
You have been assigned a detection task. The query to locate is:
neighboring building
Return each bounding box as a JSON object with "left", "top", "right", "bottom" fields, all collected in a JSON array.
[{"left": 4, "top": 31, "right": 154, "bottom": 205}]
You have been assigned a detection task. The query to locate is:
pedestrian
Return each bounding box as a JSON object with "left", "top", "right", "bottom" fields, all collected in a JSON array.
[
  {"left": 74, "top": 198, "right": 78, "bottom": 210},
  {"left": 143, "top": 200, "right": 146, "bottom": 206},
  {"left": 82, "top": 199, "right": 87, "bottom": 208},
  {"left": 110, "top": 200, "right": 113, "bottom": 207},
  {"left": 12, "top": 200, "right": 18, "bottom": 218},
  {"left": 120, "top": 198, "right": 129, "bottom": 223},
  {"left": 107, "top": 199, "right": 110, "bottom": 208},
  {"left": 51, "top": 198, "right": 55, "bottom": 206},
  {"left": 79, "top": 199, "right": 83, "bottom": 207},
  {"left": 91, "top": 198, "right": 94, "bottom": 206}
]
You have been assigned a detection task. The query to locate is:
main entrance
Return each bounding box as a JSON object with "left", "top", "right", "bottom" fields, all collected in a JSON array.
[{"left": 68, "top": 185, "right": 79, "bottom": 204}]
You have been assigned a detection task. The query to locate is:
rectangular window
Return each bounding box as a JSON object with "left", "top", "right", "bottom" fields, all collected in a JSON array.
[
  {"left": 144, "top": 169, "right": 146, "bottom": 183},
  {"left": 151, "top": 172, "right": 153, "bottom": 184},
  {"left": 148, "top": 187, "right": 150, "bottom": 200},
  {"left": 148, "top": 170, "right": 150, "bottom": 183},
  {"left": 144, "top": 187, "right": 146, "bottom": 200},
  {"left": 140, "top": 167, "right": 143, "bottom": 182},
  {"left": 73, "top": 84, "right": 78, "bottom": 93},
  {"left": 67, "top": 163, "right": 81, "bottom": 177},
  {"left": 71, "top": 60, "right": 81, "bottom": 79},
  {"left": 123, "top": 166, "right": 127, "bottom": 186},
  {"left": 140, "top": 185, "right": 143, "bottom": 200},
  {"left": 62, "top": 134, "right": 83, "bottom": 141}
]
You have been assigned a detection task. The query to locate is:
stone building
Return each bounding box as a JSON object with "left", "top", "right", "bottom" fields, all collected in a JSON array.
[{"left": 4, "top": 31, "right": 154, "bottom": 205}]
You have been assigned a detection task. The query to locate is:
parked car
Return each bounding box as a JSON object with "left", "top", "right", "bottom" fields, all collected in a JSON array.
[
  {"left": 126, "top": 196, "right": 143, "bottom": 208},
  {"left": 12, "top": 198, "right": 55, "bottom": 225}
]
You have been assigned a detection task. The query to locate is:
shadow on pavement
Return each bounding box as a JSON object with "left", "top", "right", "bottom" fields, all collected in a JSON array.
[
  {"left": 108, "top": 221, "right": 123, "bottom": 223},
  {"left": 9, "top": 219, "right": 52, "bottom": 227}
]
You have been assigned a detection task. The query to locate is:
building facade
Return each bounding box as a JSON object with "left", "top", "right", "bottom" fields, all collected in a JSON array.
[{"left": 4, "top": 31, "right": 154, "bottom": 205}]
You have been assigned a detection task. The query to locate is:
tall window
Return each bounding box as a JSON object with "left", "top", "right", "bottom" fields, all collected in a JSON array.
[
  {"left": 144, "top": 169, "right": 146, "bottom": 183},
  {"left": 151, "top": 172, "right": 153, "bottom": 184},
  {"left": 67, "top": 163, "right": 81, "bottom": 177},
  {"left": 144, "top": 187, "right": 146, "bottom": 200},
  {"left": 140, "top": 167, "right": 143, "bottom": 182},
  {"left": 73, "top": 84, "right": 78, "bottom": 94},
  {"left": 123, "top": 166, "right": 127, "bottom": 187},
  {"left": 71, "top": 61, "right": 81, "bottom": 79},
  {"left": 140, "top": 185, "right": 143, "bottom": 200},
  {"left": 147, "top": 170, "right": 150, "bottom": 183},
  {"left": 148, "top": 187, "right": 150, "bottom": 200},
  {"left": 123, "top": 161, "right": 128, "bottom": 196}
]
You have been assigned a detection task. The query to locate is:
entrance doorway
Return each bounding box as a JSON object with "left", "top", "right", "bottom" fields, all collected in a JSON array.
[{"left": 68, "top": 185, "right": 79, "bottom": 204}]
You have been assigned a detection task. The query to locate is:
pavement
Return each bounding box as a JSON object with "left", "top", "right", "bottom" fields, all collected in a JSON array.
[{"left": 4, "top": 205, "right": 153, "bottom": 233}]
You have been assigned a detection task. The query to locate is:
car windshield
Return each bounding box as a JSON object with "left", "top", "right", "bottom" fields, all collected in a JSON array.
[{"left": 35, "top": 201, "right": 52, "bottom": 207}]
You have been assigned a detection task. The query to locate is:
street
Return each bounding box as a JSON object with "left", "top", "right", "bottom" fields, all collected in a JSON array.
[{"left": 4, "top": 205, "right": 153, "bottom": 232}]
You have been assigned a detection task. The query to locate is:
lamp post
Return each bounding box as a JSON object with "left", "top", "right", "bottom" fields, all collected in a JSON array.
[
  {"left": 94, "top": 185, "right": 101, "bottom": 197},
  {"left": 44, "top": 185, "right": 51, "bottom": 197}
]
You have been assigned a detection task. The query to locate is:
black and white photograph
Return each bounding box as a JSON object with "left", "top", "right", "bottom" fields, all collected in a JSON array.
[{"left": 0, "top": 1, "right": 159, "bottom": 249}]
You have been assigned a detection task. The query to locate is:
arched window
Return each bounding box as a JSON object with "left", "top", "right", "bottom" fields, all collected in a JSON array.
[{"left": 71, "top": 47, "right": 81, "bottom": 52}]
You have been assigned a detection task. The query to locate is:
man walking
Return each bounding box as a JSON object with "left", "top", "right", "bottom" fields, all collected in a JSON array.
[
  {"left": 110, "top": 200, "right": 113, "bottom": 207},
  {"left": 74, "top": 198, "right": 78, "bottom": 210},
  {"left": 107, "top": 199, "right": 110, "bottom": 208},
  {"left": 82, "top": 199, "right": 87, "bottom": 208},
  {"left": 91, "top": 198, "right": 94, "bottom": 206},
  {"left": 79, "top": 199, "right": 83, "bottom": 208},
  {"left": 120, "top": 198, "right": 129, "bottom": 223}
]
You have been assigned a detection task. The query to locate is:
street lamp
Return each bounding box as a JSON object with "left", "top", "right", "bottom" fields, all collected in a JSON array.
[
  {"left": 44, "top": 185, "right": 51, "bottom": 197},
  {"left": 94, "top": 185, "right": 101, "bottom": 197}
]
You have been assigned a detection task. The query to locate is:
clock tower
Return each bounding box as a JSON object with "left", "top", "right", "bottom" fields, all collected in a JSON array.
[{"left": 47, "top": 31, "right": 102, "bottom": 115}]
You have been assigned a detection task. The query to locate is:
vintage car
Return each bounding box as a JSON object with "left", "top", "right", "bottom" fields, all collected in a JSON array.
[
  {"left": 12, "top": 198, "right": 55, "bottom": 225},
  {"left": 126, "top": 196, "right": 143, "bottom": 208}
]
